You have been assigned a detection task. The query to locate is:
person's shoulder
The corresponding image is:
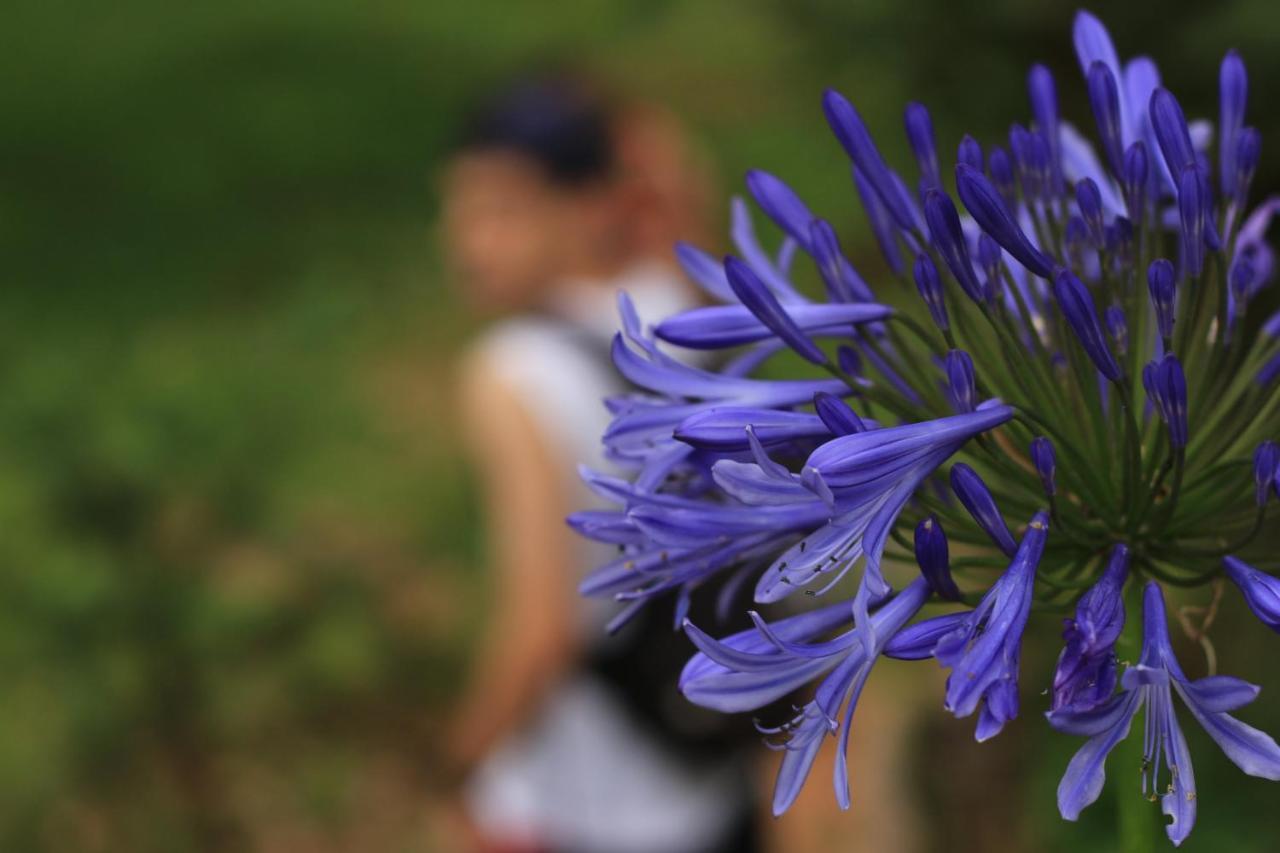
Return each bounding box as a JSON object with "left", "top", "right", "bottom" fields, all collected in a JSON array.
[
  {"left": 467, "top": 313, "right": 617, "bottom": 397},
  {"left": 456, "top": 327, "right": 540, "bottom": 453},
  {"left": 464, "top": 315, "right": 558, "bottom": 369},
  {"left": 458, "top": 314, "right": 599, "bottom": 414},
  {"left": 457, "top": 317, "right": 546, "bottom": 399},
  {"left": 466, "top": 315, "right": 598, "bottom": 378}
]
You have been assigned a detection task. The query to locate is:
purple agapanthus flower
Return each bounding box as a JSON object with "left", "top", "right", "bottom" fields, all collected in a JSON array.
[
  {"left": 680, "top": 574, "right": 964, "bottom": 814},
  {"left": 1050, "top": 544, "right": 1128, "bottom": 713},
  {"left": 1051, "top": 582, "right": 1280, "bottom": 846},
  {"left": 936, "top": 512, "right": 1048, "bottom": 741},
  {"left": 758, "top": 402, "right": 1013, "bottom": 603},
  {"left": 571, "top": 7, "right": 1280, "bottom": 843}
]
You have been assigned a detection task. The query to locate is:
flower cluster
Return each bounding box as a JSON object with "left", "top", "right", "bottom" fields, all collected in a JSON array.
[{"left": 571, "top": 10, "right": 1280, "bottom": 844}]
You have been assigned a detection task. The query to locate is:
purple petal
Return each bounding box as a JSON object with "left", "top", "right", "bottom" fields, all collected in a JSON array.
[
  {"left": 712, "top": 459, "right": 815, "bottom": 506},
  {"left": 806, "top": 406, "right": 1014, "bottom": 489},
  {"left": 810, "top": 219, "right": 874, "bottom": 303},
  {"left": 611, "top": 334, "right": 847, "bottom": 406},
  {"left": 884, "top": 612, "right": 968, "bottom": 660},
  {"left": 747, "top": 169, "right": 817, "bottom": 249},
  {"left": 1073, "top": 10, "right": 1134, "bottom": 146},
  {"left": 685, "top": 656, "right": 838, "bottom": 714},
  {"left": 680, "top": 599, "right": 854, "bottom": 684},
  {"left": 771, "top": 704, "right": 832, "bottom": 815},
  {"left": 655, "top": 300, "right": 891, "bottom": 350},
  {"left": 1220, "top": 50, "right": 1248, "bottom": 195},
  {"left": 823, "top": 89, "right": 916, "bottom": 231},
  {"left": 1174, "top": 679, "right": 1280, "bottom": 780},
  {"left": 675, "top": 241, "right": 734, "bottom": 302},
  {"left": 725, "top": 256, "right": 830, "bottom": 364},
  {"left": 814, "top": 392, "right": 871, "bottom": 436},
  {"left": 852, "top": 166, "right": 905, "bottom": 274},
  {"left": 1059, "top": 124, "right": 1126, "bottom": 215},
  {"left": 730, "top": 197, "right": 806, "bottom": 304},
  {"left": 675, "top": 407, "right": 830, "bottom": 451},
  {"left": 1150, "top": 88, "right": 1197, "bottom": 178},
  {"left": 753, "top": 515, "right": 865, "bottom": 603},
  {"left": 1056, "top": 691, "right": 1141, "bottom": 821},
  {"left": 955, "top": 163, "right": 1055, "bottom": 277},
  {"left": 1179, "top": 674, "right": 1261, "bottom": 713}
]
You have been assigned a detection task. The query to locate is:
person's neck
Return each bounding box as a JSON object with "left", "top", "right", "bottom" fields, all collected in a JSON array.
[
  {"left": 543, "top": 254, "right": 681, "bottom": 340},
  {"left": 557, "top": 249, "right": 638, "bottom": 289}
]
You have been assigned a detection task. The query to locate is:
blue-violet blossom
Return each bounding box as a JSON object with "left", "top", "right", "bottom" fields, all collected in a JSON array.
[{"left": 573, "top": 9, "right": 1280, "bottom": 843}]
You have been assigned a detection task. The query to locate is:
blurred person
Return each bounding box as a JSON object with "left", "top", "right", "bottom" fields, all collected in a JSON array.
[{"left": 439, "top": 75, "right": 761, "bottom": 853}]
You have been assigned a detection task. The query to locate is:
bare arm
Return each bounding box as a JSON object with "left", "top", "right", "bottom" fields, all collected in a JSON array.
[{"left": 446, "top": 354, "right": 580, "bottom": 771}]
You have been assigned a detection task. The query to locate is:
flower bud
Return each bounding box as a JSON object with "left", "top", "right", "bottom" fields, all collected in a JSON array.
[
  {"left": 1219, "top": 50, "right": 1248, "bottom": 195},
  {"left": 1064, "top": 215, "right": 1090, "bottom": 272},
  {"left": 950, "top": 463, "right": 1017, "bottom": 556},
  {"left": 1105, "top": 305, "right": 1128, "bottom": 356},
  {"left": 814, "top": 391, "right": 868, "bottom": 436},
  {"left": 1143, "top": 354, "right": 1188, "bottom": 448},
  {"left": 1151, "top": 87, "right": 1196, "bottom": 177},
  {"left": 1076, "top": 178, "right": 1105, "bottom": 247},
  {"left": 977, "top": 234, "right": 1003, "bottom": 303},
  {"left": 945, "top": 349, "right": 977, "bottom": 414},
  {"left": 1147, "top": 259, "right": 1177, "bottom": 340},
  {"left": 1224, "top": 556, "right": 1280, "bottom": 633},
  {"left": 1230, "top": 256, "right": 1256, "bottom": 325},
  {"left": 915, "top": 515, "right": 960, "bottom": 601},
  {"left": 925, "top": 189, "right": 984, "bottom": 303},
  {"left": 957, "top": 134, "right": 983, "bottom": 173},
  {"left": 1086, "top": 62, "right": 1124, "bottom": 176},
  {"left": 1028, "top": 64, "right": 1061, "bottom": 190},
  {"left": 1234, "top": 127, "right": 1261, "bottom": 208},
  {"left": 987, "top": 145, "right": 1016, "bottom": 208},
  {"left": 810, "top": 218, "right": 873, "bottom": 303},
  {"left": 1009, "top": 124, "right": 1039, "bottom": 201},
  {"left": 746, "top": 169, "right": 814, "bottom": 248},
  {"left": 1254, "top": 440, "right": 1278, "bottom": 506},
  {"left": 1105, "top": 216, "right": 1134, "bottom": 269},
  {"left": 1031, "top": 436, "right": 1056, "bottom": 496},
  {"left": 725, "top": 255, "right": 828, "bottom": 365},
  {"left": 1264, "top": 309, "right": 1280, "bottom": 339},
  {"left": 904, "top": 102, "right": 941, "bottom": 190},
  {"left": 956, "top": 164, "right": 1054, "bottom": 278},
  {"left": 837, "top": 345, "right": 863, "bottom": 379},
  {"left": 852, "top": 165, "right": 905, "bottom": 275},
  {"left": 1178, "top": 164, "right": 1208, "bottom": 277},
  {"left": 824, "top": 89, "right": 916, "bottom": 230},
  {"left": 1123, "top": 141, "right": 1148, "bottom": 225},
  {"left": 1053, "top": 269, "right": 1123, "bottom": 382},
  {"left": 913, "top": 253, "right": 949, "bottom": 332}
]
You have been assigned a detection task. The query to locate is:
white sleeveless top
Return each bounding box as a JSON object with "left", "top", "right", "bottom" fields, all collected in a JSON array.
[{"left": 463, "top": 263, "right": 746, "bottom": 853}]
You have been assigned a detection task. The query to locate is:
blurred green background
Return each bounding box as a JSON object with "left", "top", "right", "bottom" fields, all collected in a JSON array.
[{"left": 4, "top": 1, "right": 1280, "bottom": 850}]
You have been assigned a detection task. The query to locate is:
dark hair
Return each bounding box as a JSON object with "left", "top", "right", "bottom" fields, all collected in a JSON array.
[{"left": 459, "top": 75, "right": 615, "bottom": 185}]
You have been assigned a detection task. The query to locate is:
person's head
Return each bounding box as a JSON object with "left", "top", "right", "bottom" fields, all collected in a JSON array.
[{"left": 441, "top": 75, "right": 712, "bottom": 313}]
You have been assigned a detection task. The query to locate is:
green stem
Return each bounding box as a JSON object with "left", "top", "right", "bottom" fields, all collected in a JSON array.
[
  {"left": 1114, "top": 580, "right": 1162, "bottom": 851},
  {"left": 1118, "top": 379, "right": 1142, "bottom": 530}
]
